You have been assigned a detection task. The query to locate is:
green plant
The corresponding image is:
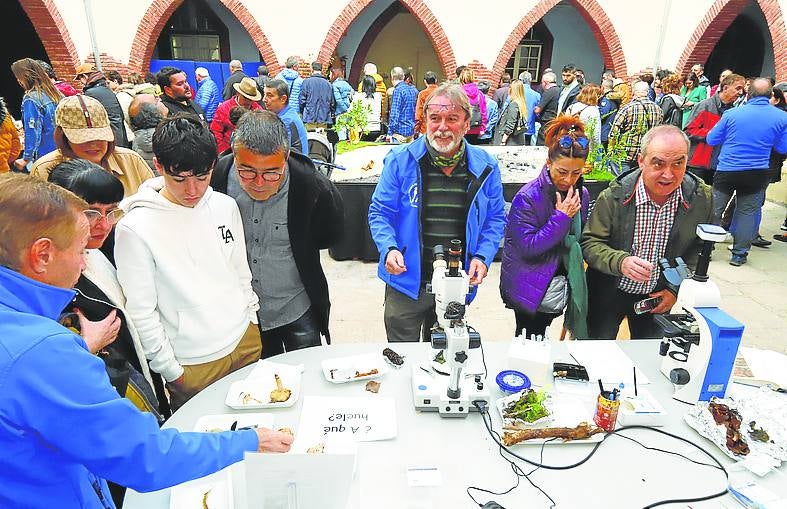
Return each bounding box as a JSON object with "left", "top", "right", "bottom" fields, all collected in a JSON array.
[
  {"left": 584, "top": 109, "right": 651, "bottom": 181},
  {"left": 334, "top": 100, "right": 372, "bottom": 136}
]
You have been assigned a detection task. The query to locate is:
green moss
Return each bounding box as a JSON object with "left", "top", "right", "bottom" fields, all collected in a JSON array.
[{"left": 336, "top": 140, "right": 385, "bottom": 155}]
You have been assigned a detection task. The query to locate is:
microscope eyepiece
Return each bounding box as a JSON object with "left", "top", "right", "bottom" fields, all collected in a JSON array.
[{"left": 447, "top": 239, "right": 462, "bottom": 276}]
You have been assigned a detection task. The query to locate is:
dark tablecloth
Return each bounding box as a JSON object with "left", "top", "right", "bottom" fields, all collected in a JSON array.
[{"left": 328, "top": 179, "right": 609, "bottom": 261}]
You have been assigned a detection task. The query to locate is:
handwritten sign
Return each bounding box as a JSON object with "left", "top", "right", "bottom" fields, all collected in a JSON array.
[{"left": 294, "top": 396, "right": 397, "bottom": 453}]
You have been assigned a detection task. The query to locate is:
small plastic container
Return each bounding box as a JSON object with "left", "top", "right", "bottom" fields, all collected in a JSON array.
[{"left": 496, "top": 370, "right": 531, "bottom": 394}]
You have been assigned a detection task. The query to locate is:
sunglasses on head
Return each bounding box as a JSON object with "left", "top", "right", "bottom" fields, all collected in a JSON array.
[
  {"left": 558, "top": 134, "right": 589, "bottom": 150},
  {"left": 425, "top": 103, "right": 460, "bottom": 113}
]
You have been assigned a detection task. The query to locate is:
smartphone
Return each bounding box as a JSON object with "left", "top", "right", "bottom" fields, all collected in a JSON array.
[{"left": 634, "top": 296, "right": 662, "bottom": 314}]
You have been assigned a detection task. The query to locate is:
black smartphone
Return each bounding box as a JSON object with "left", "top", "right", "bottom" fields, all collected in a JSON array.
[{"left": 634, "top": 296, "right": 662, "bottom": 315}]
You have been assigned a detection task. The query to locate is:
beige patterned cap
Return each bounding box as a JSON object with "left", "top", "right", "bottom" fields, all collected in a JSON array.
[{"left": 55, "top": 95, "right": 115, "bottom": 144}]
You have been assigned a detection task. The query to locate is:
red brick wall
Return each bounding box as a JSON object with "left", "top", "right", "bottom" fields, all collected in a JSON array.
[
  {"left": 317, "top": 0, "right": 457, "bottom": 81},
  {"left": 491, "top": 0, "right": 628, "bottom": 89},
  {"left": 676, "top": 0, "right": 787, "bottom": 82},
  {"left": 128, "top": 0, "right": 281, "bottom": 77},
  {"left": 19, "top": 0, "right": 80, "bottom": 84}
]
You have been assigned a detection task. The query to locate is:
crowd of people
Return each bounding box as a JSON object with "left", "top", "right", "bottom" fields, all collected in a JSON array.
[{"left": 1, "top": 53, "right": 786, "bottom": 508}]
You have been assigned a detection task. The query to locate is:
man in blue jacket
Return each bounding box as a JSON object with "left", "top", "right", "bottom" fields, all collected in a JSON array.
[
  {"left": 275, "top": 56, "right": 304, "bottom": 109},
  {"left": 299, "top": 61, "right": 335, "bottom": 128},
  {"left": 369, "top": 83, "right": 506, "bottom": 342},
  {"left": 194, "top": 67, "right": 221, "bottom": 123},
  {"left": 707, "top": 78, "right": 787, "bottom": 266},
  {"left": 264, "top": 79, "right": 309, "bottom": 155},
  {"left": 0, "top": 174, "right": 293, "bottom": 508}
]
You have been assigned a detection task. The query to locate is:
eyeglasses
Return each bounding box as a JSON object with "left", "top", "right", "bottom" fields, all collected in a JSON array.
[
  {"left": 425, "top": 103, "right": 460, "bottom": 113},
  {"left": 237, "top": 168, "right": 285, "bottom": 182},
  {"left": 558, "top": 134, "right": 589, "bottom": 150},
  {"left": 84, "top": 208, "right": 124, "bottom": 225}
]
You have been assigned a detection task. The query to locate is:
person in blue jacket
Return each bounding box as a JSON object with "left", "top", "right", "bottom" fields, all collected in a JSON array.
[
  {"left": 0, "top": 174, "right": 293, "bottom": 508},
  {"left": 368, "top": 83, "right": 506, "bottom": 343},
  {"left": 11, "top": 58, "right": 60, "bottom": 171},
  {"left": 194, "top": 67, "right": 221, "bottom": 123},
  {"left": 274, "top": 56, "right": 304, "bottom": 109},
  {"left": 706, "top": 78, "right": 787, "bottom": 266}
]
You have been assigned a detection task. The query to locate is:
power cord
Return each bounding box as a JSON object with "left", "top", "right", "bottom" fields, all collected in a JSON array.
[
  {"left": 468, "top": 401, "right": 557, "bottom": 508},
  {"left": 470, "top": 401, "right": 729, "bottom": 509}
]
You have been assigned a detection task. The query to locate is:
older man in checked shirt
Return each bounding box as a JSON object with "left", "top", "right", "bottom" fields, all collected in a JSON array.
[{"left": 581, "top": 125, "right": 713, "bottom": 339}]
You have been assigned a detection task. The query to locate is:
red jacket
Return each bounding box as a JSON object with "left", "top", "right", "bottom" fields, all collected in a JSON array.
[
  {"left": 684, "top": 95, "right": 729, "bottom": 170},
  {"left": 210, "top": 98, "right": 262, "bottom": 154}
]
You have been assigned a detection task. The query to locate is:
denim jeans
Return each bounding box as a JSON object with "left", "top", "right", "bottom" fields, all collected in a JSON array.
[
  {"left": 712, "top": 184, "right": 766, "bottom": 256},
  {"left": 260, "top": 307, "right": 322, "bottom": 358}
]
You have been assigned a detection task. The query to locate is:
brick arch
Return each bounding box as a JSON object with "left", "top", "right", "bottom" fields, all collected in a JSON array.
[
  {"left": 127, "top": 0, "right": 281, "bottom": 75},
  {"left": 675, "top": 0, "right": 787, "bottom": 82},
  {"left": 491, "top": 0, "right": 628, "bottom": 85},
  {"left": 317, "top": 0, "right": 457, "bottom": 81},
  {"left": 19, "top": 0, "right": 80, "bottom": 81}
]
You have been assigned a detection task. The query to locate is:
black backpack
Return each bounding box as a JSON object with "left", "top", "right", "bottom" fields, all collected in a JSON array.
[{"left": 469, "top": 101, "right": 483, "bottom": 128}]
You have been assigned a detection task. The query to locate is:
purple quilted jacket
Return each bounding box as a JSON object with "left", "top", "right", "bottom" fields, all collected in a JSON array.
[{"left": 500, "top": 166, "right": 589, "bottom": 314}]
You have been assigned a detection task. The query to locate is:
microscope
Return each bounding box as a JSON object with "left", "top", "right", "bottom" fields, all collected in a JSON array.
[
  {"left": 656, "top": 224, "right": 745, "bottom": 404},
  {"left": 411, "top": 240, "right": 490, "bottom": 417}
]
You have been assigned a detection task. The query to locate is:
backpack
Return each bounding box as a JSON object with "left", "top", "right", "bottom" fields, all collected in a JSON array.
[{"left": 469, "top": 101, "right": 483, "bottom": 128}]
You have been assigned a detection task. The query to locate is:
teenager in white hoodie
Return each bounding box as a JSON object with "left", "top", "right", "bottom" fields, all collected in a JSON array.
[{"left": 115, "top": 114, "right": 260, "bottom": 409}]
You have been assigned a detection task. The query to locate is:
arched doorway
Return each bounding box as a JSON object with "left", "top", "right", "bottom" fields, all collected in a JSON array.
[
  {"left": 676, "top": 0, "right": 787, "bottom": 83},
  {"left": 318, "top": 0, "right": 456, "bottom": 87},
  {"left": 128, "top": 0, "right": 280, "bottom": 76},
  {"left": 153, "top": 0, "right": 257, "bottom": 63},
  {"left": 493, "top": 0, "right": 628, "bottom": 87},
  {"left": 5, "top": 0, "right": 79, "bottom": 118},
  {"left": 704, "top": 7, "right": 768, "bottom": 82}
]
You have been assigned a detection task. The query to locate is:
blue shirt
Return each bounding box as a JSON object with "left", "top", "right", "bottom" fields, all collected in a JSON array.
[
  {"left": 389, "top": 82, "right": 417, "bottom": 137},
  {"left": 707, "top": 96, "right": 787, "bottom": 171},
  {"left": 278, "top": 104, "right": 309, "bottom": 155},
  {"left": 479, "top": 96, "right": 498, "bottom": 141},
  {"left": 21, "top": 91, "right": 57, "bottom": 162},
  {"left": 524, "top": 86, "right": 541, "bottom": 136}
]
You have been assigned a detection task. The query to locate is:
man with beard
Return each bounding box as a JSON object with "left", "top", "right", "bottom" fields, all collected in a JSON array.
[
  {"left": 157, "top": 67, "right": 206, "bottom": 121},
  {"left": 368, "top": 83, "right": 506, "bottom": 342}
]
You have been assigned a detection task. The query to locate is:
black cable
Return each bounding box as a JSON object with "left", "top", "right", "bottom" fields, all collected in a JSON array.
[
  {"left": 471, "top": 402, "right": 729, "bottom": 508},
  {"left": 467, "top": 406, "right": 556, "bottom": 508}
]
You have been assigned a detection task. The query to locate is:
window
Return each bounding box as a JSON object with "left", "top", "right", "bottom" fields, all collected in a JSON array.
[
  {"left": 503, "top": 21, "right": 553, "bottom": 81},
  {"left": 171, "top": 34, "right": 220, "bottom": 61},
  {"left": 506, "top": 44, "right": 542, "bottom": 81}
]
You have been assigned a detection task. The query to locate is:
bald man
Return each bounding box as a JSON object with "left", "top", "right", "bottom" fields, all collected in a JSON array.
[
  {"left": 706, "top": 77, "right": 787, "bottom": 266},
  {"left": 223, "top": 59, "right": 247, "bottom": 100}
]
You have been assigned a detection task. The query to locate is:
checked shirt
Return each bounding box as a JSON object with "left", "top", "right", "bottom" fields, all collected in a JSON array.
[{"left": 618, "top": 177, "right": 683, "bottom": 295}]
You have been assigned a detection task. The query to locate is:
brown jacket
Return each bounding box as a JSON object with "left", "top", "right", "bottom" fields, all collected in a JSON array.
[{"left": 30, "top": 146, "right": 154, "bottom": 196}]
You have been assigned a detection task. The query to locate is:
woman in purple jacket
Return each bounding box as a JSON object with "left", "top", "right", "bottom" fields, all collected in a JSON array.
[{"left": 500, "top": 115, "right": 590, "bottom": 338}]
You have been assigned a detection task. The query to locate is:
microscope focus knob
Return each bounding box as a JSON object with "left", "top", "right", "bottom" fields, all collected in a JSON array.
[
  {"left": 454, "top": 351, "right": 468, "bottom": 364},
  {"left": 670, "top": 368, "right": 690, "bottom": 386}
]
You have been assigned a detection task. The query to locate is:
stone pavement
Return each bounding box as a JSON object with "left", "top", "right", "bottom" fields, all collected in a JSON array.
[{"left": 324, "top": 200, "right": 787, "bottom": 354}]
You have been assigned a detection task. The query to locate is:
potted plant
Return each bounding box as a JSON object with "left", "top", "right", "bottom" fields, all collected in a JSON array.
[{"left": 334, "top": 100, "right": 371, "bottom": 144}]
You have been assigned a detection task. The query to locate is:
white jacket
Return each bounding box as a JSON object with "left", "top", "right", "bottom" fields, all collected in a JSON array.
[
  {"left": 81, "top": 248, "right": 153, "bottom": 388},
  {"left": 115, "top": 177, "right": 259, "bottom": 382}
]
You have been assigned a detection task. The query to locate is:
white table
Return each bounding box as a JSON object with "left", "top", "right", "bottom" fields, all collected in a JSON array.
[{"left": 125, "top": 341, "right": 782, "bottom": 508}]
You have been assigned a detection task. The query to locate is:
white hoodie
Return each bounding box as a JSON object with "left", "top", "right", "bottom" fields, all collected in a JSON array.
[{"left": 115, "top": 177, "right": 259, "bottom": 382}]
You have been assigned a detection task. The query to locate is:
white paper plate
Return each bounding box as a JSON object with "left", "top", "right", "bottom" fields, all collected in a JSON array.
[
  {"left": 321, "top": 353, "right": 388, "bottom": 383},
  {"left": 496, "top": 390, "right": 603, "bottom": 445},
  {"left": 169, "top": 468, "right": 232, "bottom": 509},
  {"left": 193, "top": 413, "right": 275, "bottom": 433},
  {"left": 224, "top": 364, "right": 301, "bottom": 409}
]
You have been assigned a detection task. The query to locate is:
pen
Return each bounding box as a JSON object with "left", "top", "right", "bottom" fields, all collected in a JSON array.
[{"left": 633, "top": 367, "right": 638, "bottom": 397}]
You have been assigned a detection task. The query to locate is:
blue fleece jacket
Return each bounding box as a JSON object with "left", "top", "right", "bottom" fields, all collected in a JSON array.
[
  {"left": 368, "top": 138, "right": 506, "bottom": 301},
  {"left": 0, "top": 266, "right": 258, "bottom": 508},
  {"left": 275, "top": 68, "right": 304, "bottom": 109},
  {"left": 706, "top": 96, "right": 787, "bottom": 171},
  {"left": 194, "top": 76, "right": 221, "bottom": 122}
]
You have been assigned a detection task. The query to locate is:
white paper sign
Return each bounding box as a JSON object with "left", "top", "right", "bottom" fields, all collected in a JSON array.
[{"left": 294, "top": 396, "right": 397, "bottom": 452}]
